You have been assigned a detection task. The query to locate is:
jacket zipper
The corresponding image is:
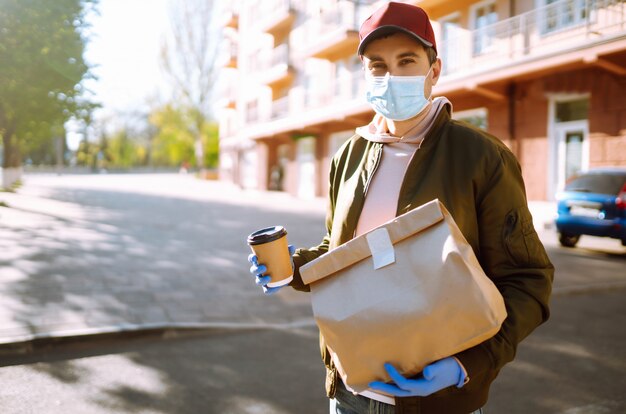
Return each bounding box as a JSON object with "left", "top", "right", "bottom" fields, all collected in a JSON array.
[
  {"left": 353, "top": 144, "right": 383, "bottom": 238},
  {"left": 396, "top": 139, "right": 425, "bottom": 215},
  {"left": 362, "top": 144, "right": 383, "bottom": 202}
]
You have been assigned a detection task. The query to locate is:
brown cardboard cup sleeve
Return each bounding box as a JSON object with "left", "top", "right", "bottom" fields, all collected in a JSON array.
[{"left": 299, "top": 199, "right": 507, "bottom": 393}]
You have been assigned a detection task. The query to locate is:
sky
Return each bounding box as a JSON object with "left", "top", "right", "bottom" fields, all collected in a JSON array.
[{"left": 67, "top": 0, "right": 172, "bottom": 150}]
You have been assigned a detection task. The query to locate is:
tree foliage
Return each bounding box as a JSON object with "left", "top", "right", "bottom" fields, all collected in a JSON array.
[
  {"left": 0, "top": 0, "right": 97, "bottom": 169},
  {"left": 149, "top": 104, "right": 218, "bottom": 168},
  {"left": 74, "top": 119, "right": 150, "bottom": 170},
  {"left": 71, "top": 104, "right": 218, "bottom": 170},
  {"left": 105, "top": 129, "right": 147, "bottom": 169}
]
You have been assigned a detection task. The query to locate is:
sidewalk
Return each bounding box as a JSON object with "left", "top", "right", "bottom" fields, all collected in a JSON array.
[{"left": 528, "top": 200, "right": 557, "bottom": 231}]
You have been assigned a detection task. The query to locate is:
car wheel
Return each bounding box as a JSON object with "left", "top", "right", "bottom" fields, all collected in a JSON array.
[{"left": 559, "top": 233, "right": 580, "bottom": 248}]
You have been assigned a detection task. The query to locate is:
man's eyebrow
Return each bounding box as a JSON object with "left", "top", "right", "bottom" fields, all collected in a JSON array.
[
  {"left": 365, "top": 52, "right": 420, "bottom": 62},
  {"left": 396, "top": 52, "right": 420, "bottom": 59},
  {"left": 365, "top": 55, "right": 384, "bottom": 62}
]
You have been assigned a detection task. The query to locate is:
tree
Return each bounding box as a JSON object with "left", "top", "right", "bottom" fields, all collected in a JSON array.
[
  {"left": 75, "top": 138, "right": 100, "bottom": 170},
  {"left": 0, "top": 0, "right": 97, "bottom": 188},
  {"left": 160, "top": 0, "right": 220, "bottom": 171},
  {"left": 149, "top": 104, "right": 195, "bottom": 168},
  {"left": 106, "top": 129, "right": 147, "bottom": 169},
  {"left": 148, "top": 104, "right": 219, "bottom": 170}
]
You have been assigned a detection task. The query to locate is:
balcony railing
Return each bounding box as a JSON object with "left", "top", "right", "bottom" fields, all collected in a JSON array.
[
  {"left": 215, "top": 79, "right": 237, "bottom": 108},
  {"left": 260, "top": 43, "right": 289, "bottom": 71},
  {"left": 253, "top": 0, "right": 294, "bottom": 35},
  {"left": 441, "top": 0, "right": 625, "bottom": 76},
  {"left": 223, "top": 12, "right": 238, "bottom": 29},
  {"left": 246, "top": 105, "right": 259, "bottom": 124},
  {"left": 218, "top": 37, "right": 238, "bottom": 68},
  {"left": 271, "top": 96, "right": 290, "bottom": 119},
  {"left": 266, "top": 71, "right": 365, "bottom": 121},
  {"left": 251, "top": 0, "right": 290, "bottom": 17},
  {"left": 272, "top": 43, "right": 289, "bottom": 67},
  {"left": 320, "top": 1, "right": 359, "bottom": 32},
  {"left": 334, "top": 70, "right": 366, "bottom": 102},
  {"left": 299, "top": 2, "right": 361, "bottom": 49}
]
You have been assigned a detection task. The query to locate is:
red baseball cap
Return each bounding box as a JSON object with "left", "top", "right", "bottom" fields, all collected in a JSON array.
[{"left": 358, "top": 2, "right": 437, "bottom": 56}]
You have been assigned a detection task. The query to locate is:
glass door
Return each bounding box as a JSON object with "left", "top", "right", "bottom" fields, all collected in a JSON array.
[
  {"left": 548, "top": 96, "right": 589, "bottom": 198},
  {"left": 555, "top": 121, "right": 589, "bottom": 191},
  {"left": 564, "top": 130, "right": 584, "bottom": 182}
]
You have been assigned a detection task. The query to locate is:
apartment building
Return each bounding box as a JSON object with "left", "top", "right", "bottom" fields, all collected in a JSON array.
[{"left": 216, "top": 0, "right": 626, "bottom": 201}]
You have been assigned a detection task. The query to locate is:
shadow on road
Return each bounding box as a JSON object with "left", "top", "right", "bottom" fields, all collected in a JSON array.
[
  {"left": 1, "top": 185, "right": 325, "bottom": 339},
  {"left": 0, "top": 327, "right": 328, "bottom": 414},
  {"left": 487, "top": 289, "right": 626, "bottom": 414},
  {"left": 2, "top": 177, "right": 626, "bottom": 413}
]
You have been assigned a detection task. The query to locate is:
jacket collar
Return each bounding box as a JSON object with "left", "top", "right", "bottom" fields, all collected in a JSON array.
[{"left": 355, "top": 97, "right": 452, "bottom": 144}]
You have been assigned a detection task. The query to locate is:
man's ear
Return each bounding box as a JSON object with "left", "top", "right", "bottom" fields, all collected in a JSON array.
[{"left": 431, "top": 58, "right": 442, "bottom": 86}]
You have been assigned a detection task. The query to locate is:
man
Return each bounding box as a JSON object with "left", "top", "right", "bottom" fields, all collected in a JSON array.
[{"left": 249, "top": 2, "right": 553, "bottom": 413}]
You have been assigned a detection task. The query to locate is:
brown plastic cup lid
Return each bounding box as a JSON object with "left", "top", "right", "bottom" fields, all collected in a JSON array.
[{"left": 247, "top": 226, "right": 287, "bottom": 245}]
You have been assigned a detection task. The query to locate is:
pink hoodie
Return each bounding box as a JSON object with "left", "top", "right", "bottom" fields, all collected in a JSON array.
[{"left": 354, "top": 97, "right": 452, "bottom": 237}]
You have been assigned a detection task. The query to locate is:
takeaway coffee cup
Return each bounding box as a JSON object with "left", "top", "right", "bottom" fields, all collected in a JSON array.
[{"left": 247, "top": 226, "right": 293, "bottom": 287}]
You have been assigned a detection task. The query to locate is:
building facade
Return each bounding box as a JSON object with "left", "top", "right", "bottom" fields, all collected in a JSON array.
[{"left": 217, "top": 0, "right": 626, "bottom": 201}]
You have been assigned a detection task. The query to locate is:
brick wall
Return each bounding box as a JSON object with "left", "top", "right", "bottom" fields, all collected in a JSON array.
[
  {"left": 515, "top": 81, "right": 550, "bottom": 200},
  {"left": 588, "top": 69, "right": 626, "bottom": 168}
]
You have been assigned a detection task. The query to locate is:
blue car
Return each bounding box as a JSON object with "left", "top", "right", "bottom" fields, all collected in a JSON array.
[{"left": 555, "top": 168, "right": 626, "bottom": 248}]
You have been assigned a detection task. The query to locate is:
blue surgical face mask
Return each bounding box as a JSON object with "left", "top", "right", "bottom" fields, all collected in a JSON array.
[{"left": 365, "top": 67, "right": 433, "bottom": 121}]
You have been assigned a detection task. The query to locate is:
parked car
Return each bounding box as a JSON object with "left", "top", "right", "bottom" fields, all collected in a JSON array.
[{"left": 555, "top": 168, "right": 626, "bottom": 247}]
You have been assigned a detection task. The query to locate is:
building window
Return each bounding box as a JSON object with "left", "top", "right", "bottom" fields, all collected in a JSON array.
[
  {"left": 555, "top": 98, "right": 588, "bottom": 122},
  {"left": 303, "top": 73, "right": 313, "bottom": 107},
  {"left": 334, "top": 55, "right": 362, "bottom": 99},
  {"left": 454, "top": 108, "right": 488, "bottom": 131},
  {"left": 440, "top": 13, "right": 462, "bottom": 75},
  {"left": 296, "top": 136, "right": 316, "bottom": 199},
  {"left": 329, "top": 131, "right": 353, "bottom": 156},
  {"left": 245, "top": 100, "right": 258, "bottom": 123},
  {"left": 334, "top": 60, "right": 345, "bottom": 97},
  {"left": 271, "top": 89, "right": 290, "bottom": 120},
  {"left": 241, "top": 147, "right": 258, "bottom": 189},
  {"left": 541, "top": 0, "right": 588, "bottom": 35},
  {"left": 472, "top": 0, "right": 497, "bottom": 56}
]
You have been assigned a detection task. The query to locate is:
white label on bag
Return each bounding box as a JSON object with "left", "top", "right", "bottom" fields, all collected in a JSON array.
[{"left": 366, "top": 228, "right": 395, "bottom": 270}]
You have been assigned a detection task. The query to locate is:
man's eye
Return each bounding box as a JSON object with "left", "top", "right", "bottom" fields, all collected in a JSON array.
[{"left": 399, "top": 59, "right": 416, "bottom": 65}]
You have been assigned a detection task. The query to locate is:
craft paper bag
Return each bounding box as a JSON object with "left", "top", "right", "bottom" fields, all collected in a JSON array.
[{"left": 299, "top": 199, "right": 507, "bottom": 393}]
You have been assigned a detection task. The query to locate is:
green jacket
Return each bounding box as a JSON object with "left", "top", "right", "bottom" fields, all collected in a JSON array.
[{"left": 291, "top": 107, "right": 554, "bottom": 414}]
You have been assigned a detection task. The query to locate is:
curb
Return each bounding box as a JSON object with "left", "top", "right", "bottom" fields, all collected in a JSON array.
[
  {"left": 2, "top": 281, "right": 626, "bottom": 358},
  {"left": 552, "top": 280, "right": 626, "bottom": 297},
  {"left": 0, "top": 319, "right": 318, "bottom": 358}
]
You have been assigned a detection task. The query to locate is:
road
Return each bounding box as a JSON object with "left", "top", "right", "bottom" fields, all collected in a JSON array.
[{"left": 0, "top": 173, "right": 624, "bottom": 413}]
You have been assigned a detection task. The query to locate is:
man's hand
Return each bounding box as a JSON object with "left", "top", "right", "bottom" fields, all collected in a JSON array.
[
  {"left": 368, "top": 358, "right": 466, "bottom": 397},
  {"left": 248, "top": 244, "right": 295, "bottom": 295}
]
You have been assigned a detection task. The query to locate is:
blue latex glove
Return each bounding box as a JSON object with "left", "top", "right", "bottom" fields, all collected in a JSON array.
[
  {"left": 368, "top": 358, "right": 466, "bottom": 397},
  {"left": 248, "top": 244, "right": 295, "bottom": 295}
]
